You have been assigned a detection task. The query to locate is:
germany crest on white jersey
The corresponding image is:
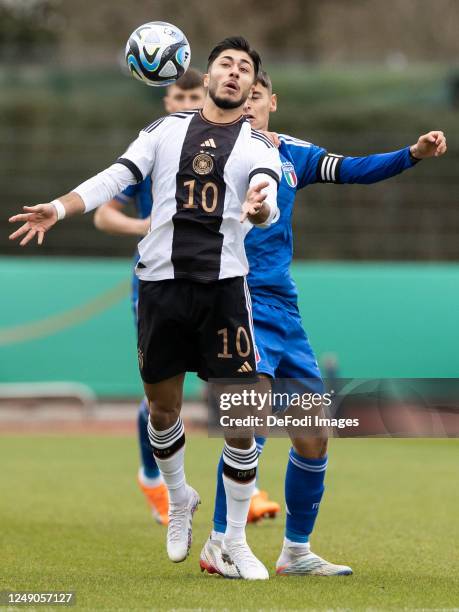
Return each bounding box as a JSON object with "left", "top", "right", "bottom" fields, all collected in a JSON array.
[{"left": 116, "top": 110, "right": 281, "bottom": 283}]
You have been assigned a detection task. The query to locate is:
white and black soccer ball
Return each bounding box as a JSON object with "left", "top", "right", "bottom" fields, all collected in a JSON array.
[{"left": 125, "top": 21, "right": 191, "bottom": 87}]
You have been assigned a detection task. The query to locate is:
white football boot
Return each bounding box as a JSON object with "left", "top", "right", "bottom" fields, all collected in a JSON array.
[
  {"left": 276, "top": 541, "right": 353, "bottom": 576},
  {"left": 166, "top": 485, "right": 200, "bottom": 562},
  {"left": 221, "top": 539, "right": 269, "bottom": 580},
  {"left": 199, "top": 536, "right": 240, "bottom": 578}
]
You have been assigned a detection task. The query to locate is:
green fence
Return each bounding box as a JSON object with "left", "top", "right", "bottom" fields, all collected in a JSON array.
[
  {"left": 1, "top": 257, "right": 458, "bottom": 398},
  {"left": 2, "top": 65, "right": 459, "bottom": 262}
]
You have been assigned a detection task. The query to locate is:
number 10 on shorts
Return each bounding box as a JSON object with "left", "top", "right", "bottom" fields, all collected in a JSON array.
[{"left": 218, "top": 326, "right": 251, "bottom": 359}]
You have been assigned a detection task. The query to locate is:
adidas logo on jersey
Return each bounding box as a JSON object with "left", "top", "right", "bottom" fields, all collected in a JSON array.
[
  {"left": 237, "top": 361, "right": 253, "bottom": 373},
  {"left": 200, "top": 138, "right": 216, "bottom": 148}
]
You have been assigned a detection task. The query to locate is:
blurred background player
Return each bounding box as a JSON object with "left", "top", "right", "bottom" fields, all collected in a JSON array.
[
  {"left": 94, "top": 67, "right": 281, "bottom": 527},
  {"left": 200, "top": 70, "right": 447, "bottom": 578},
  {"left": 93, "top": 68, "right": 206, "bottom": 525}
]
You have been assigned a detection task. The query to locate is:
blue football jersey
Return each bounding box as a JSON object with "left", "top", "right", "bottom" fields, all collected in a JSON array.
[{"left": 245, "top": 135, "right": 417, "bottom": 311}]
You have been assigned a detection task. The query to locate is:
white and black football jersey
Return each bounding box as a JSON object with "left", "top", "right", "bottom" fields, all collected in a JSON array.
[{"left": 116, "top": 110, "right": 281, "bottom": 283}]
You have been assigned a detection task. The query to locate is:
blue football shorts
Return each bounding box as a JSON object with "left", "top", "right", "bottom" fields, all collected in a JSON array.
[{"left": 252, "top": 299, "right": 323, "bottom": 390}]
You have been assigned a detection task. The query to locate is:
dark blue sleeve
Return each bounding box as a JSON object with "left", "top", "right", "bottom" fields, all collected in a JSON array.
[
  {"left": 279, "top": 138, "right": 327, "bottom": 189},
  {"left": 297, "top": 145, "right": 328, "bottom": 189},
  {"left": 282, "top": 135, "right": 420, "bottom": 188},
  {"left": 114, "top": 183, "right": 139, "bottom": 205},
  {"left": 339, "top": 146, "right": 418, "bottom": 184}
]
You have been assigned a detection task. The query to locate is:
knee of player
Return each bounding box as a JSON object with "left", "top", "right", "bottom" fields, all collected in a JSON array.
[
  {"left": 224, "top": 436, "right": 255, "bottom": 450},
  {"left": 292, "top": 436, "right": 328, "bottom": 459},
  {"left": 148, "top": 400, "right": 180, "bottom": 426}
]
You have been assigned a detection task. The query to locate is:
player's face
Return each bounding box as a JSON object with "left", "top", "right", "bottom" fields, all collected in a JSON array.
[
  {"left": 243, "top": 82, "right": 277, "bottom": 131},
  {"left": 164, "top": 85, "right": 206, "bottom": 114},
  {"left": 205, "top": 50, "right": 256, "bottom": 110}
]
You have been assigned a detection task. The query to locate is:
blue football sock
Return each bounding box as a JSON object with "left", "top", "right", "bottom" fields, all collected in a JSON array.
[
  {"left": 213, "top": 438, "right": 267, "bottom": 534},
  {"left": 255, "top": 436, "right": 266, "bottom": 455},
  {"left": 285, "top": 448, "right": 327, "bottom": 543},
  {"left": 213, "top": 454, "right": 227, "bottom": 534},
  {"left": 254, "top": 436, "right": 266, "bottom": 489},
  {"left": 137, "top": 399, "right": 160, "bottom": 479}
]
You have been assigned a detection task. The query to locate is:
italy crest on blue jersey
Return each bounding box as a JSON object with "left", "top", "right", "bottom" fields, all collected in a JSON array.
[{"left": 282, "top": 161, "right": 298, "bottom": 188}]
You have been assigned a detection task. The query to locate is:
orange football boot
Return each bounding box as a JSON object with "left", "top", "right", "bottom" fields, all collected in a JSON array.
[
  {"left": 247, "top": 490, "right": 281, "bottom": 523},
  {"left": 137, "top": 476, "right": 169, "bottom": 526}
]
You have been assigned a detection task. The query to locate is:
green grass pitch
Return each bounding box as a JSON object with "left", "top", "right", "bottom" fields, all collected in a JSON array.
[{"left": 1, "top": 435, "right": 458, "bottom": 610}]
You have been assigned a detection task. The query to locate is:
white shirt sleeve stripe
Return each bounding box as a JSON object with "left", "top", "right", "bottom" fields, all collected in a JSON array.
[
  {"left": 330, "top": 157, "right": 339, "bottom": 181},
  {"left": 319, "top": 154, "right": 343, "bottom": 182}
]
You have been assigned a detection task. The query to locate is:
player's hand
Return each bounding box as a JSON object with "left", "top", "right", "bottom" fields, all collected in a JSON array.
[
  {"left": 260, "top": 130, "right": 280, "bottom": 148},
  {"left": 410, "top": 131, "right": 447, "bottom": 159},
  {"left": 9, "top": 203, "right": 58, "bottom": 246},
  {"left": 240, "top": 181, "right": 268, "bottom": 223}
]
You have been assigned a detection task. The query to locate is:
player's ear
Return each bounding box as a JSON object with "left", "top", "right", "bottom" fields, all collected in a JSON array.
[
  {"left": 270, "top": 94, "right": 277, "bottom": 113},
  {"left": 163, "top": 95, "right": 172, "bottom": 114},
  {"left": 203, "top": 73, "right": 210, "bottom": 88}
]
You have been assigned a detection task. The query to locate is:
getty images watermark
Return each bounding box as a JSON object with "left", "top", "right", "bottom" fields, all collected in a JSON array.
[
  {"left": 207, "top": 378, "right": 459, "bottom": 438},
  {"left": 218, "top": 388, "right": 358, "bottom": 429}
]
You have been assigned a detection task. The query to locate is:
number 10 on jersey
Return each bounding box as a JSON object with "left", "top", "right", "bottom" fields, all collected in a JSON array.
[{"left": 183, "top": 179, "right": 218, "bottom": 213}]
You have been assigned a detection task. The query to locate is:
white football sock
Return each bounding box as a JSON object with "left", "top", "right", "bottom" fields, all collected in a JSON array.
[
  {"left": 211, "top": 530, "right": 224, "bottom": 542},
  {"left": 222, "top": 442, "right": 258, "bottom": 542},
  {"left": 283, "top": 537, "right": 310, "bottom": 553},
  {"left": 147, "top": 417, "right": 187, "bottom": 506}
]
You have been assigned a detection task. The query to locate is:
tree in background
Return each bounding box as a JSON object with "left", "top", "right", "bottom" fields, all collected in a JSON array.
[
  {"left": 0, "top": 0, "right": 60, "bottom": 62},
  {"left": 2, "top": 0, "right": 458, "bottom": 66},
  {"left": 53, "top": 0, "right": 459, "bottom": 66}
]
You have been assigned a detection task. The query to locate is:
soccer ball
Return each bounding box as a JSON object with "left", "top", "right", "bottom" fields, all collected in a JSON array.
[{"left": 125, "top": 21, "right": 191, "bottom": 87}]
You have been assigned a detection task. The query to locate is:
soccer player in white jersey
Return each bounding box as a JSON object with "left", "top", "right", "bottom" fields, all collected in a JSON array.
[
  {"left": 95, "top": 68, "right": 280, "bottom": 527},
  {"left": 9, "top": 36, "right": 282, "bottom": 580}
]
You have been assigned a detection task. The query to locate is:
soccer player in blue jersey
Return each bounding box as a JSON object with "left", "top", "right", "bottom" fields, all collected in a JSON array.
[
  {"left": 94, "top": 68, "right": 207, "bottom": 525},
  {"left": 199, "top": 70, "right": 447, "bottom": 578}
]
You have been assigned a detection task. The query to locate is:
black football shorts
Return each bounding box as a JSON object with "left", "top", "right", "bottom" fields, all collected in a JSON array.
[{"left": 137, "top": 276, "right": 257, "bottom": 384}]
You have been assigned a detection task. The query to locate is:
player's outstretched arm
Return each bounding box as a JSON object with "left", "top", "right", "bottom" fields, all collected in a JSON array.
[
  {"left": 9, "top": 191, "right": 85, "bottom": 247},
  {"left": 9, "top": 124, "right": 161, "bottom": 246},
  {"left": 94, "top": 200, "right": 149, "bottom": 237},
  {"left": 313, "top": 130, "right": 448, "bottom": 186},
  {"left": 410, "top": 130, "right": 447, "bottom": 159}
]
